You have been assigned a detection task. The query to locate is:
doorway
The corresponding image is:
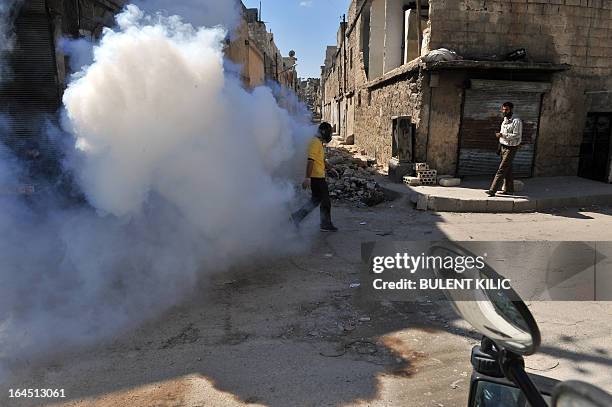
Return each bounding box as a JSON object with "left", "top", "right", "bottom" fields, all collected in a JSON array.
[{"left": 578, "top": 113, "right": 611, "bottom": 182}]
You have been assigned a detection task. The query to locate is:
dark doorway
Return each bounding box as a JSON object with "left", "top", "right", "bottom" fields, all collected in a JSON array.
[
  {"left": 391, "top": 116, "right": 414, "bottom": 163},
  {"left": 578, "top": 113, "right": 611, "bottom": 182}
]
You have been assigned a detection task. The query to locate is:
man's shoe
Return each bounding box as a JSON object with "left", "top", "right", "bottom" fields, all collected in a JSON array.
[
  {"left": 498, "top": 191, "right": 514, "bottom": 196},
  {"left": 485, "top": 190, "right": 496, "bottom": 197},
  {"left": 320, "top": 225, "right": 338, "bottom": 232}
]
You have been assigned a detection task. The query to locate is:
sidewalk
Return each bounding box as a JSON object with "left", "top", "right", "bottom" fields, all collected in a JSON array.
[{"left": 379, "top": 176, "right": 612, "bottom": 213}]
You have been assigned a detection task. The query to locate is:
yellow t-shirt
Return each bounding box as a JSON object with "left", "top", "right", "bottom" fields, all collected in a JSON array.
[{"left": 307, "top": 137, "right": 325, "bottom": 178}]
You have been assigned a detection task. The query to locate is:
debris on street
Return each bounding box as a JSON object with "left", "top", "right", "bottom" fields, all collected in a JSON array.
[{"left": 326, "top": 147, "right": 387, "bottom": 207}]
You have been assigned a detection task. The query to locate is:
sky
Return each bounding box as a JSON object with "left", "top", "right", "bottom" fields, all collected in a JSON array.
[{"left": 242, "top": 0, "right": 351, "bottom": 79}]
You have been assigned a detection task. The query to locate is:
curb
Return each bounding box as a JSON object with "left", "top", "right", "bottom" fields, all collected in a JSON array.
[{"left": 409, "top": 192, "right": 612, "bottom": 213}]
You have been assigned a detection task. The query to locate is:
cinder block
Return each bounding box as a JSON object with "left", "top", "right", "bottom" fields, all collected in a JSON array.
[
  {"left": 415, "top": 163, "right": 429, "bottom": 171},
  {"left": 404, "top": 176, "right": 421, "bottom": 186}
]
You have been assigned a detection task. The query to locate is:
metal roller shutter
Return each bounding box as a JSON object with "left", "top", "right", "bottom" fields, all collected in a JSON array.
[
  {"left": 457, "top": 81, "right": 548, "bottom": 177},
  {"left": 0, "top": 0, "right": 60, "bottom": 174}
]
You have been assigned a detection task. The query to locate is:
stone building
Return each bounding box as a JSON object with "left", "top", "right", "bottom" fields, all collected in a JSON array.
[
  {"left": 322, "top": 0, "right": 612, "bottom": 183},
  {"left": 225, "top": 5, "right": 266, "bottom": 89},
  {"left": 298, "top": 78, "right": 322, "bottom": 119},
  {"left": 0, "top": 0, "right": 126, "bottom": 177},
  {"left": 247, "top": 13, "right": 298, "bottom": 90}
]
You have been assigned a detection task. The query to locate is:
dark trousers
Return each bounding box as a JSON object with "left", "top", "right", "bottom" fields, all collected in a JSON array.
[
  {"left": 489, "top": 145, "right": 518, "bottom": 193},
  {"left": 292, "top": 177, "right": 333, "bottom": 227}
]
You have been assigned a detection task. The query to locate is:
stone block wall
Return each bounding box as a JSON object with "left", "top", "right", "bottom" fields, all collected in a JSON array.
[{"left": 428, "top": 0, "right": 612, "bottom": 72}]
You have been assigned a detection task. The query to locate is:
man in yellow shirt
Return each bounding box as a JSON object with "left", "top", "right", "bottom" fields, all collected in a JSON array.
[{"left": 291, "top": 122, "right": 339, "bottom": 232}]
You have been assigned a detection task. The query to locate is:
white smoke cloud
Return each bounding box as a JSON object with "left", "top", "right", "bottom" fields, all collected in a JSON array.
[{"left": 0, "top": 3, "right": 313, "bottom": 376}]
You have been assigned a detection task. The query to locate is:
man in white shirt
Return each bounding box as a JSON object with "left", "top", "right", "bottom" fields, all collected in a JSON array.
[{"left": 486, "top": 102, "right": 522, "bottom": 197}]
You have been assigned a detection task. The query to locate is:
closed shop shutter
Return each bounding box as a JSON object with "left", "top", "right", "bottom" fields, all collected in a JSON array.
[
  {"left": 457, "top": 80, "right": 549, "bottom": 177},
  {"left": 0, "top": 0, "right": 61, "bottom": 174}
]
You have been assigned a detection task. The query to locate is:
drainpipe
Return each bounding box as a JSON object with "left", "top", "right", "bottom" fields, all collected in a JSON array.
[
  {"left": 416, "top": 0, "right": 422, "bottom": 56},
  {"left": 343, "top": 14, "right": 347, "bottom": 92}
]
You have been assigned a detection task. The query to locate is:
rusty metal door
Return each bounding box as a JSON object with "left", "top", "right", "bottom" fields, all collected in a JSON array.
[{"left": 457, "top": 80, "right": 549, "bottom": 177}]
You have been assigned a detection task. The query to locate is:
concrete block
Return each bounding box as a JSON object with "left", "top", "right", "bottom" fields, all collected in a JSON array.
[
  {"left": 486, "top": 198, "right": 514, "bottom": 213},
  {"left": 456, "top": 199, "right": 488, "bottom": 213},
  {"left": 439, "top": 178, "right": 461, "bottom": 187},
  {"left": 429, "top": 196, "right": 458, "bottom": 212},
  {"left": 513, "top": 199, "right": 536, "bottom": 212},
  {"left": 415, "top": 163, "right": 429, "bottom": 171},
  {"left": 416, "top": 194, "right": 429, "bottom": 210},
  {"left": 404, "top": 176, "right": 421, "bottom": 186},
  {"left": 389, "top": 159, "right": 414, "bottom": 183}
]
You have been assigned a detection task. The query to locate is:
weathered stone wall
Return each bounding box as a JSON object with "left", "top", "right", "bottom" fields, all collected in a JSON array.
[
  {"left": 354, "top": 72, "right": 425, "bottom": 164},
  {"left": 429, "top": 0, "right": 612, "bottom": 69},
  {"left": 429, "top": 0, "right": 612, "bottom": 177},
  {"left": 248, "top": 20, "right": 284, "bottom": 82},
  {"left": 425, "top": 71, "right": 464, "bottom": 175},
  {"left": 321, "top": 47, "right": 341, "bottom": 133},
  {"left": 44, "top": 0, "right": 125, "bottom": 92},
  {"left": 348, "top": 0, "right": 426, "bottom": 166}
]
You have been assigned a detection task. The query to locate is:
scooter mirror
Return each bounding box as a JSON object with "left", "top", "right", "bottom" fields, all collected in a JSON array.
[
  {"left": 427, "top": 242, "right": 541, "bottom": 355},
  {"left": 552, "top": 381, "right": 612, "bottom": 407}
]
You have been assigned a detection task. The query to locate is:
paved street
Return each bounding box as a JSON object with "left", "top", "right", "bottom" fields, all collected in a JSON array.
[{"left": 2, "top": 190, "right": 612, "bottom": 407}]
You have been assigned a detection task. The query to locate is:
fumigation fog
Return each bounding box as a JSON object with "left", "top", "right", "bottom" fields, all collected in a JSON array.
[{"left": 0, "top": 0, "right": 313, "bottom": 377}]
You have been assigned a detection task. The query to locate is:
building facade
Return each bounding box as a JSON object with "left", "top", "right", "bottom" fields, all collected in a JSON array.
[
  {"left": 322, "top": 0, "right": 612, "bottom": 183},
  {"left": 225, "top": 5, "right": 266, "bottom": 89},
  {"left": 0, "top": 0, "right": 126, "bottom": 178},
  {"left": 298, "top": 78, "right": 322, "bottom": 120}
]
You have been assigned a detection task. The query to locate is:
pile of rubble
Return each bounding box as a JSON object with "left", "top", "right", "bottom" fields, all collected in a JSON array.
[{"left": 326, "top": 147, "right": 387, "bottom": 207}]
